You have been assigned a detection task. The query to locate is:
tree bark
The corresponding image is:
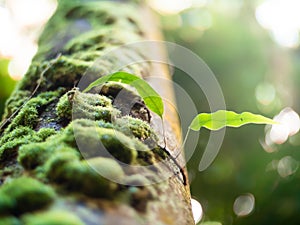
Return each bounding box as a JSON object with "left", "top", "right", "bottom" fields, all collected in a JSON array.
[{"left": 0, "top": 1, "right": 195, "bottom": 224}]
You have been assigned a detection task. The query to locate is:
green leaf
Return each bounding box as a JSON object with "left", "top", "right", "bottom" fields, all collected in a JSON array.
[
  {"left": 189, "top": 110, "right": 277, "bottom": 131},
  {"left": 83, "top": 71, "right": 164, "bottom": 118}
]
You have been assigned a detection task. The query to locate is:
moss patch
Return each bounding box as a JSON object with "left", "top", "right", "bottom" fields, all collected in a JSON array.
[
  {"left": 4, "top": 91, "right": 60, "bottom": 132},
  {"left": 0, "top": 1, "right": 170, "bottom": 218},
  {"left": 0, "top": 177, "right": 55, "bottom": 216},
  {"left": 18, "top": 143, "right": 78, "bottom": 171},
  {"left": 74, "top": 124, "right": 138, "bottom": 163},
  {"left": 0, "top": 127, "right": 41, "bottom": 164},
  {"left": 86, "top": 157, "right": 125, "bottom": 181},
  {"left": 44, "top": 151, "right": 80, "bottom": 181},
  {"left": 56, "top": 88, "right": 119, "bottom": 121},
  {"left": 0, "top": 217, "right": 21, "bottom": 225},
  {"left": 114, "top": 116, "right": 157, "bottom": 141},
  {"left": 0, "top": 90, "right": 63, "bottom": 167},
  {"left": 2, "top": 90, "right": 31, "bottom": 120},
  {"left": 46, "top": 159, "right": 118, "bottom": 198},
  {"left": 44, "top": 56, "right": 92, "bottom": 88},
  {"left": 22, "top": 210, "right": 84, "bottom": 225},
  {"left": 36, "top": 128, "right": 57, "bottom": 141},
  {"left": 0, "top": 127, "right": 58, "bottom": 165}
]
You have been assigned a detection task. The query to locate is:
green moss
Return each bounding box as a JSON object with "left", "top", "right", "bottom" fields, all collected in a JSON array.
[
  {"left": 56, "top": 93, "right": 72, "bottom": 119},
  {"left": 4, "top": 91, "right": 60, "bottom": 132},
  {"left": 73, "top": 122, "right": 138, "bottom": 163},
  {"left": 71, "top": 51, "right": 102, "bottom": 62},
  {"left": 64, "top": 30, "right": 106, "bottom": 53},
  {"left": 18, "top": 142, "right": 78, "bottom": 170},
  {"left": 0, "top": 126, "right": 35, "bottom": 145},
  {"left": 45, "top": 56, "right": 92, "bottom": 88},
  {"left": 0, "top": 127, "right": 41, "bottom": 163},
  {"left": 135, "top": 149, "right": 156, "bottom": 166},
  {"left": 2, "top": 90, "right": 31, "bottom": 120},
  {"left": 98, "top": 127, "right": 139, "bottom": 163},
  {"left": 44, "top": 151, "right": 80, "bottom": 181},
  {"left": 16, "top": 63, "right": 41, "bottom": 91},
  {"left": 114, "top": 116, "right": 157, "bottom": 141},
  {"left": 56, "top": 89, "right": 120, "bottom": 121},
  {"left": 73, "top": 91, "right": 117, "bottom": 120},
  {"left": 0, "top": 121, "right": 58, "bottom": 164},
  {"left": 48, "top": 126, "right": 76, "bottom": 147},
  {"left": 86, "top": 157, "right": 124, "bottom": 181},
  {"left": 47, "top": 160, "right": 118, "bottom": 198},
  {"left": 71, "top": 125, "right": 103, "bottom": 158},
  {"left": 124, "top": 174, "right": 151, "bottom": 186},
  {"left": 98, "top": 81, "right": 135, "bottom": 99},
  {"left": 0, "top": 194, "right": 14, "bottom": 215},
  {"left": 97, "top": 81, "right": 152, "bottom": 122},
  {"left": 96, "top": 119, "right": 114, "bottom": 129},
  {"left": 0, "top": 217, "right": 21, "bottom": 225},
  {"left": 0, "top": 0, "right": 166, "bottom": 218},
  {"left": 0, "top": 177, "right": 55, "bottom": 216},
  {"left": 10, "top": 102, "right": 38, "bottom": 128},
  {"left": 36, "top": 128, "right": 57, "bottom": 141},
  {"left": 61, "top": 118, "right": 152, "bottom": 164},
  {"left": 22, "top": 210, "right": 84, "bottom": 225}
]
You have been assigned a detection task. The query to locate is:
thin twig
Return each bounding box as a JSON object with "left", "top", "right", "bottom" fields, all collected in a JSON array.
[
  {"left": 161, "top": 118, "right": 167, "bottom": 148},
  {"left": 160, "top": 145, "right": 187, "bottom": 186},
  {"left": 0, "top": 54, "right": 62, "bottom": 131}
]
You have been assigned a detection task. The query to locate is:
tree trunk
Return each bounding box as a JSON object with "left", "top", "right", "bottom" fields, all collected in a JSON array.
[{"left": 0, "top": 1, "right": 195, "bottom": 224}]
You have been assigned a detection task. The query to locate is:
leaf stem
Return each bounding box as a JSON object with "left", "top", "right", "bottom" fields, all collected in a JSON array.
[
  {"left": 174, "top": 128, "right": 191, "bottom": 160},
  {"left": 161, "top": 118, "right": 167, "bottom": 148}
]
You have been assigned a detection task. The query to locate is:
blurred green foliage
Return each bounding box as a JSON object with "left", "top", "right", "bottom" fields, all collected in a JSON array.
[
  {"left": 0, "top": 59, "right": 16, "bottom": 119},
  {"left": 161, "top": 3, "right": 300, "bottom": 225}
]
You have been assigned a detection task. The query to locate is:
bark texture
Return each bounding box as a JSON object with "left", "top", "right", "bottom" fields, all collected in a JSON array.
[{"left": 0, "top": 1, "right": 195, "bottom": 224}]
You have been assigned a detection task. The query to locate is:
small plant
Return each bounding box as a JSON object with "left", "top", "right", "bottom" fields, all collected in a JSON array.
[
  {"left": 83, "top": 71, "right": 276, "bottom": 147},
  {"left": 83, "top": 71, "right": 164, "bottom": 118}
]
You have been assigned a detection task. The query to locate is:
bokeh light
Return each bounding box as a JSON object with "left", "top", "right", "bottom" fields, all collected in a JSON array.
[
  {"left": 0, "top": 6, "right": 18, "bottom": 57},
  {"left": 277, "top": 156, "right": 298, "bottom": 178},
  {"left": 7, "top": 41, "right": 38, "bottom": 80},
  {"left": 256, "top": 0, "right": 300, "bottom": 48},
  {"left": 7, "top": 0, "right": 57, "bottom": 27},
  {"left": 0, "top": 0, "right": 57, "bottom": 80},
  {"left": 191, "top": 198, "right": 203, "bottom": 224},
  {"left": 267, "top": 108, "right": 300, "bottom": 145},
  {"left": 233, "top": 193, "right": 255, "bottom": 217},
  {"left": 255, "top": 82, "right": 276, "bottom": 106},
  {"left": 147, "top": 0, "right": 192, "bottom": 14},
  {"left": 182, "top": 9, "right": 212, "bottom": 31}
]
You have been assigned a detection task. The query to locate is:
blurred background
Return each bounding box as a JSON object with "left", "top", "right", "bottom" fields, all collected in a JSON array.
[{"left": 1, "top": 0, "right": 300, "bottom": 224}]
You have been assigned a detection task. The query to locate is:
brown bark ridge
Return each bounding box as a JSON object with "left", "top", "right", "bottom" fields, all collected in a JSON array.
[{"left": 0, "top": 0, "right": 195, "bottom": 224}]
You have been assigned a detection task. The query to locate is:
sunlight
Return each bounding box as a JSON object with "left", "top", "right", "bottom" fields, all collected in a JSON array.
[
  {"left": 277, "top": 156, "right": 298, "bottom": 178},
  {"left": 7, "top": 0, "right": 57, "bottom": 27},
  {"left": 0, "top": 6, "right": 18, "bottom": 57},
  {"left": 8, "top": 42, "right": 37, "bottom": 80},
  {"left": 268, "top": 108, "right": 300, "bottom": 144},
  {"left": 191, "top": 198, "right": 203, "bottom": 224},
  {"left": 255, "top": 0, "right": 300, "bottom": 48},
  {"left": 255, "top": 82, "right": 276, "bottom": 106},
  {"left": 233, "top": 193, "right": 255, "bottom": 217},
  {"left": 148, "top": 0, "right": 192, "bottom": 14},
  {"left": 183, "top": 9, "right": 213, "bottom": 31},
  {"left": 0, "top": 0, "right": 57, "bottom": 80}
]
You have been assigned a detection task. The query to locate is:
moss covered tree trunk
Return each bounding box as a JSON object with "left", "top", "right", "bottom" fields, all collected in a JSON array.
[{"left": 0, "top": 1, "right": 195, "bottom": 224}]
